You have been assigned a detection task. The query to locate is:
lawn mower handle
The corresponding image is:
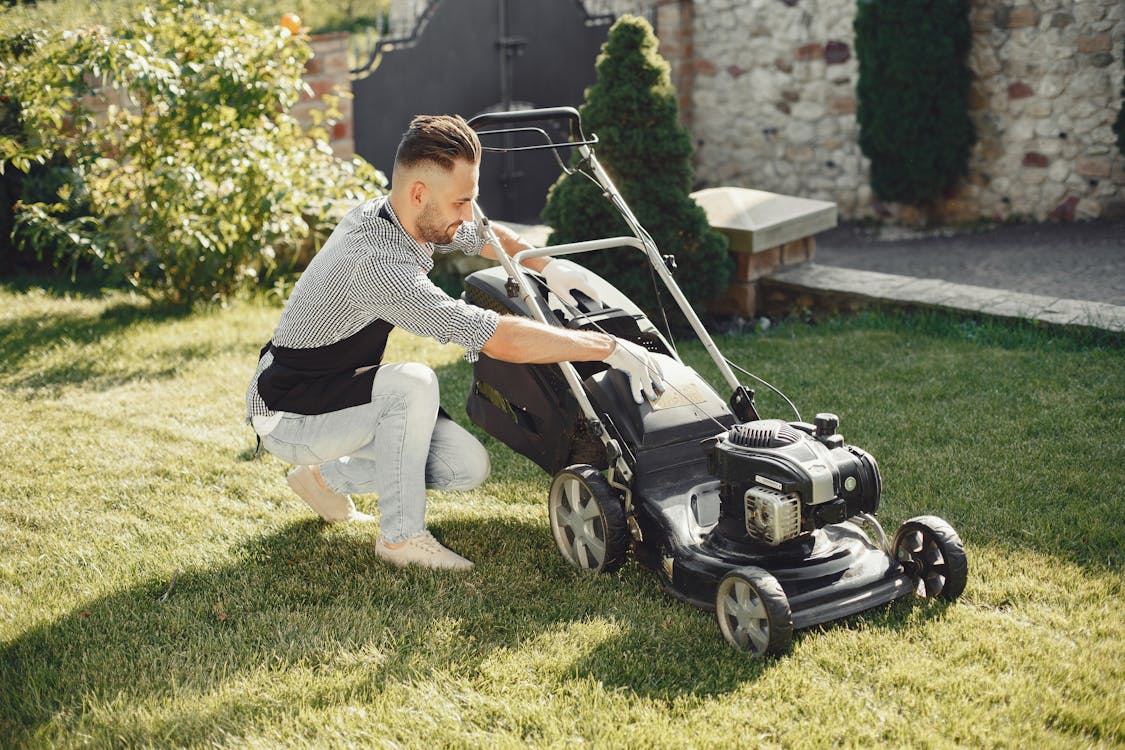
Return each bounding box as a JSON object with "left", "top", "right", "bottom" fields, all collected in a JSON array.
[{"left": 467, "top": 106, "right": 585, "bottom": 142}]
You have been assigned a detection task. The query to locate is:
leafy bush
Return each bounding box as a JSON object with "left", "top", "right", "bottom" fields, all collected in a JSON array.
[
  {"left": 0, "top": 28, "right": 74, "bottom": 276},
  {"left": 854, "top": 0, "right": 976, "bottom": 207},
  {"left": 541, "top": 15, "right": 731, "bottom": 324},
  {"left": 0, "top": 0, "right": 385, "bottom": 304},
  {"left": 0, "top": 0, "right": 389, "bottom": 36}
]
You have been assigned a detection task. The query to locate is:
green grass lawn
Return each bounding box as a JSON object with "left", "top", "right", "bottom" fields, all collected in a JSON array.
[{"left": 1, "top": 281, "right": 1122, "bottom": 748}]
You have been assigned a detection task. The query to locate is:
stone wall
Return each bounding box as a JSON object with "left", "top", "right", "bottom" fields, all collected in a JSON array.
[
  {"left": 688, "top": 1, "right": 866, "bottom": 214},
  {"left": 964, "top": 2, "right": 1124, "bottom": 222},
  {"left": 682, "top": 0, "right": 1125, "bottom": 222},
  {"left": 381, "top": 0, "right": 1125, "bottom": 223}
]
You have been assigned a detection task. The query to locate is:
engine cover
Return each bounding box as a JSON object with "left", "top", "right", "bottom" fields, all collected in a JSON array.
[{"left": 704, "top": 415, "right": 881, "bottom": 547}]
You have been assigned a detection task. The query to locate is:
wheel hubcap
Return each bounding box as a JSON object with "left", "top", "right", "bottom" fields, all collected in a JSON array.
[
  {"left": 721, "top": 580, "right": 770, "bottom": 653},
  {"left": 897, "top": 528, "right": 949, "bottom": 597},
  {"left": 555, "top": 477, "right": 607, "bottom": 568}
]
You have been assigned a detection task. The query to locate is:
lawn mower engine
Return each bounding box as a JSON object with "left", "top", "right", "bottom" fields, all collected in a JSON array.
[{"left": 705, "top": 414, "right": 882, "bottom": 549}]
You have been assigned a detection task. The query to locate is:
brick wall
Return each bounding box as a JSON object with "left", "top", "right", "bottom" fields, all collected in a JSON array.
[{"left": 297, "top": 33, "right": 356, "bottom": 159}]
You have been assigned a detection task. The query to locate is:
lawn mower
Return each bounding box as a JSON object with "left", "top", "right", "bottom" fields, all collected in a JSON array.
[{"left": 460, "top": 107, "right": 967, "bottom": 656}]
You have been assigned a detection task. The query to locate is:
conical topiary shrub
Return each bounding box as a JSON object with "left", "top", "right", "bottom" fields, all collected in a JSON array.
[
  {"left": 854, "top": 0, "right": 976, "bottom": 210},
  {"left": 542, "top": 15, "right": 731, "bottom": 326}
]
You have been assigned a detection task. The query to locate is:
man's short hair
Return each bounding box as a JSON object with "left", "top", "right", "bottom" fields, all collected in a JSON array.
[{"left": 394, "top": 114, "right": 481, "bottom": 171}]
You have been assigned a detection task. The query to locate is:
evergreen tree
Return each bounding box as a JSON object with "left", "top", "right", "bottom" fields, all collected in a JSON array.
[
  {"left": 855, "top": 0, "right": 976, "bottom": 208},
  {"left": 542, "top": 15, "right": 731, "bottom": 324}
]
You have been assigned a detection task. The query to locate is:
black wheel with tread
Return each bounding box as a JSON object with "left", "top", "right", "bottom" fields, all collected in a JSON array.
[
  {"left": 715, "top": 566, "right": 793, "bottom": 657},
  {"left": 548, "top": 465, "right": 630, "bottom": 574},
  {"left": 892, "top": 515, "right": 968, "bottom": 601}
]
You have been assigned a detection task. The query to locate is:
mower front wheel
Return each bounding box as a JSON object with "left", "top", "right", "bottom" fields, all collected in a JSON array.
[
  {"left": 715, "top": 566, "right": 793, "bottom": 657},
  {"left": 892, "top": 515, "right": 968, "bottom": 601},
  {"left": 548, "top": 465, "right": 630, "bottom": 574}
]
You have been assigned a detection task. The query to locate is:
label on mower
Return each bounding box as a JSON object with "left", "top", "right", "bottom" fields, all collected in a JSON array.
[
  {"left": 651, "top": 383, "right": 708, "bottom": 411},
  {"left": 755, "top": 475, "right": 784, "bottom": 491}
]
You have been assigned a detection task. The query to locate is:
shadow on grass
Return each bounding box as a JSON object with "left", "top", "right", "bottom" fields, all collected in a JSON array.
[
  {"left": 0, "top": 273, "right": 118, "bottom": 300},
  {"left": 0, "top": 514, "right": 965, "bottom": 742},
  {"left": 0, "top": 296, "right": 234, "bottom": 390},
  {"left": 1, "top": 299, "right": 189, "bottom": 364}
]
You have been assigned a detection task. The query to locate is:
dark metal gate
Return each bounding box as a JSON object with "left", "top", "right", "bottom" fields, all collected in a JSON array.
[{"left": 352, "top": 0, "right": 616, "bottom": 222}]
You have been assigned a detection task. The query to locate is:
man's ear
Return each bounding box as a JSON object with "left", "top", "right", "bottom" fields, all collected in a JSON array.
[{"left": 409, "top": 179, "right": 428, "bottom": 207}]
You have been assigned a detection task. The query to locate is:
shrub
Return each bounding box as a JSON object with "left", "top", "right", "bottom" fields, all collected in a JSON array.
[
  {"left": 0, "top": 27, "right": 80, "bottom": 276},
  {"left": 0, "top": 0, "right": 385, "bottom": 304},
  {"left": 854, "top": 0, "right": 976, "bottom": 208},
  {"left": 541, "top": 15, "right": 731, "bottom": 325},
  {"left": 0, "top": 0, "right": 390, "bottom": 37}
]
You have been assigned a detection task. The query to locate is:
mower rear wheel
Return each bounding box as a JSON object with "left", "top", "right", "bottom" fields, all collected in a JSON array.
[
  {"left": 548, "top": 465, "right": 630, "bottom": 574},
  {"left": 715, "top": 566, "right": 793, "bottom": 657},
  {"left": 892, "top": 515, "right": 968, "bottom": 601}
]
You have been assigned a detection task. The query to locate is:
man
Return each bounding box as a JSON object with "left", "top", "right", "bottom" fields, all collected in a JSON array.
[{"left": 246, "top": 114, "right": 664, "bottom": 571}]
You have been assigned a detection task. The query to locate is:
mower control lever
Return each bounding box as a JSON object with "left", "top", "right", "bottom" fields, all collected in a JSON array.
[{"left": 730, "top": 386, "right": 761, "bottom": 422}]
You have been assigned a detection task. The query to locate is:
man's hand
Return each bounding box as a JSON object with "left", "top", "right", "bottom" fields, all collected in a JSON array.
[
  {"left": 602, "top": 338, "right": 666, "bottom": 404},
  {"left": 542, "top": 260, "right": 602, "bottom": 308}
]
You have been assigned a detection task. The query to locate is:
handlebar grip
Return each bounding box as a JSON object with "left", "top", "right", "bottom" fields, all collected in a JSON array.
[{"left": 467, "top": 106, "right": 585, "bottom": 141}]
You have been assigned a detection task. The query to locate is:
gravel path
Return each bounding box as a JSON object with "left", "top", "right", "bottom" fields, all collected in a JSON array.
[{"left": 814, "top": 218, "right": 1125, "bottom": 306}]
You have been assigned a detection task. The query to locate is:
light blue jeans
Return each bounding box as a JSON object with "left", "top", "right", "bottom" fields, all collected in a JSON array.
[{"left": 260, "top": 362, "right": 491, "bottom": 542}]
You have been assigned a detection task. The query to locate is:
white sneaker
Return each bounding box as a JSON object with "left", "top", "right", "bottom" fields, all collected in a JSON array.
[
  {"left": 374, "top": 530, "right": 475, "bottom": 571},
  {"left": 286, "top": 466, "right": 374, "bottom": 523}
]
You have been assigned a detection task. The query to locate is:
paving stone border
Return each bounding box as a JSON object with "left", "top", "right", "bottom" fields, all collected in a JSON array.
[{"left": 761, "top": 263, "right": 1125, "bottom": 333}]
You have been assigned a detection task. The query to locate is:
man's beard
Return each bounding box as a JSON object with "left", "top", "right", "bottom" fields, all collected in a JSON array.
[{"left": 416, "top": 200, "right": 459, "bottom": 245}]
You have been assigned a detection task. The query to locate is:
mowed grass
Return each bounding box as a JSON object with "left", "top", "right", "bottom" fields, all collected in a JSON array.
[{"left": 1, "top": 280, "right": 1122, "bottom": 748}]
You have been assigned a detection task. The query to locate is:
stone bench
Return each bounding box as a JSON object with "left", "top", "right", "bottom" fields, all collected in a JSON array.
[{"left": 692, "top": 187, "right": 837, "bottom": 316}]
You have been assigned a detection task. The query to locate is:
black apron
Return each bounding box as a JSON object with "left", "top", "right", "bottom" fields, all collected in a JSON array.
[{"left": 256, "top": 201, "right": 399, "bottom": 416}]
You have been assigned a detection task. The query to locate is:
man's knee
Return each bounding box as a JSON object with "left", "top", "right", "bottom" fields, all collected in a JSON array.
[
  {"left": 431, "top": 420, "right": 491, "bottom": 490},
  {"left": 453, "top": 440, "right": 491, "bottom": 490},
  {"left": 374, "top": 362, "right": 439, "bottom": 406}
]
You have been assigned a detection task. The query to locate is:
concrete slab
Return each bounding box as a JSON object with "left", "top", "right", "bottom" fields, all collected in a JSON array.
[
  {"left": 1036, "top": 298, "right": 1092, "bottom": 327},
  {"left": 763, "top": 263, "right": 1125, "bottom": 333},
  {"left": 932, "top": 287, "right": 1010, "bottom": 314},
  {"left": 1066, "top": 302, "right": 1125, "bottom": 332},
  {"left": 900, "top": 279, "right": 973, "bottom": 307},
  {"left": 979, "top": 290, "right": 1057, "bottom": 319},
  {"left": 691, "top": 187, "right": 837, "bottom": 254},
  {"left": 879, "top": 277, "right": 963, "bottom": 305},
  {"left": 769, "top": 266, "right": 915, "bottom": 297}
]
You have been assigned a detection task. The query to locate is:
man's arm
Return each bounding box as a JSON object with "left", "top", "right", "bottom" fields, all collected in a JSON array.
[
  {"left": 477, "top": 221, "right": 549, "bottom": 272},
  {"left": 481, "top": 316, "right": 665, "bottom": 403},
  {"left": 481, "top": 315, "right": 613, "bottom": 363},
  {"left": 477, "top": 221, "right": 602, "bottom": 308}
]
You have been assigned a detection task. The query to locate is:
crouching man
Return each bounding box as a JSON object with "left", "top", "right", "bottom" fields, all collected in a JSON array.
[{"left": 246, "top": 114, "right": 663, "bottom": 571}]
